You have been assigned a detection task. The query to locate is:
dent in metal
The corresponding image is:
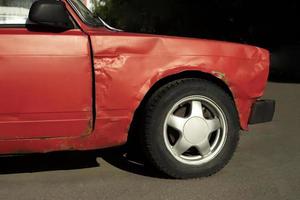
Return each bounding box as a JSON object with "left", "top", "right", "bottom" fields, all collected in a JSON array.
[{"left": 89, "top": 32, "right": 269, "bottom": 132}]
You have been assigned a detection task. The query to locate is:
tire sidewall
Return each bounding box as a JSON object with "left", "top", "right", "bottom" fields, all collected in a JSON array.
[{"left": 144, "top": 79, "right": 239, "bottom": 178}]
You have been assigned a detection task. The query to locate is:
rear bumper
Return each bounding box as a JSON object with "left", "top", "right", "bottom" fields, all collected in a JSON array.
[{"left": 248, "top": 100, "right": 275, "bottom": 124}]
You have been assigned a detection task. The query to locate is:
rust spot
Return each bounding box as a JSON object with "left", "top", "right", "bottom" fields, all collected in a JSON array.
[
  {"left": 82, "top": 107, "right": 90, "bottom": 112},
  {"left": 212, "top": 71, "right": 225, "bottom": 79},
  {"left": 212, "top": 70, "right": 228, "bottom": 84},
  {"left": 59, "top": 143, "right": 77, "bottom": 151},
  {"left": 81, "top": 119, "right": 93, "bottom": 137}
]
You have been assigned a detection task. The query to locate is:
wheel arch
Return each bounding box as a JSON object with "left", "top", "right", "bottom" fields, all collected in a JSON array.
[
  {"left": 128, "top": 70, "right": 239, "bottom": 141},
  {"left": 137, "top": 70, "right": 235, "bottom": 113}
]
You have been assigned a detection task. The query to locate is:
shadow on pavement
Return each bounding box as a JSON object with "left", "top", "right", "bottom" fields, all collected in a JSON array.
[
  {"left": 0, "top": 151, "right": 100, "bottom": 174},
  {"left": 100, "top": 147, "right": 168, "bottom": 179},
  {"left": 0, "top": 147, "right": 166, "bottom": 178}
]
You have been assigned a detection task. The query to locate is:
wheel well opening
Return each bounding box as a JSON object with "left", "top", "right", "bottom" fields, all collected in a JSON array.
[
  {"left": 141, "top": 71, "right": 234, "bottom": 109},
  {"left": 127, "top": 71, "right": 235, "bottom": 150}
]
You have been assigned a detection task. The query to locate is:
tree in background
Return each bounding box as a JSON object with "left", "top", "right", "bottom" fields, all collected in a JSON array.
[
  {"left": 92, "top": 0, "right": 299, "bottom": 48},
  {"left": 90, "top": 0, "right": 300, "bottom": 80}
]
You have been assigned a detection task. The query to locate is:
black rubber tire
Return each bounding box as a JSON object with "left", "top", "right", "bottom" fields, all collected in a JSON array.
[{"left": 141, "top": 78, "right": 240, "bottom": 179}]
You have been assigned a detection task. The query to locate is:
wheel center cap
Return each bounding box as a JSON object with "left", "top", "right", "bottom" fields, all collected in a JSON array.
[{"left": 183, "top": 117, "right": 209, "bottom": 144}]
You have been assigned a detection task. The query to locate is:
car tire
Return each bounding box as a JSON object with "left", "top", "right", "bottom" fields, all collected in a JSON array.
[{"left": 141, "top": 78, "right": 240, "bottom": 179}]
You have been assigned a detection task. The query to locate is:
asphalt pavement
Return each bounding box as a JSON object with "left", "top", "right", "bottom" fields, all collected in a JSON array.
[{"left": 0, "top": 81, "right": 299, "bottom": 200}]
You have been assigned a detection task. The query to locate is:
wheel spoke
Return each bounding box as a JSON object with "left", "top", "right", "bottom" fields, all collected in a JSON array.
[
  {"left": 190, "top": 101, "right": 204, "bottom": 118},
  {"left": 172, "top": 136, "right": 192, "bottom": 156},
  {"left": 206, "top": 117, "right": 221, "bottom": 133},
  {"left": 195, "top": 139, "right": 211, "bottom": 156},
  {"left": 167, "top": 114, "right": 187, "bottom": 132}
]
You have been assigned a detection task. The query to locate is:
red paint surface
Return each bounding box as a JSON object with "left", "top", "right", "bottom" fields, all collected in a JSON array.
[
  {"left": 0, "top": 0, "right": 269, "bottom": 154},
  {"left": 0, "top": 28, "right": 93, "bottom": 141}
]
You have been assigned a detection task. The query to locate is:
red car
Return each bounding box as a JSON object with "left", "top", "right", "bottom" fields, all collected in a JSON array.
[{"left": 0, "top": 0, "right": 275, "bottom": 179}]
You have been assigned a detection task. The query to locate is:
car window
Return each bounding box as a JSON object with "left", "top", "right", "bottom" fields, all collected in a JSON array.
[
  {"left": 0, "top": 0, "right": 37, "bottom": 25},
  {"left": 68, "top": 0, "right": 102, "bottom": 27}
]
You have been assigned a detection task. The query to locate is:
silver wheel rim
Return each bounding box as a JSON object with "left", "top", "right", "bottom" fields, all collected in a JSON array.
[{"left": 163, "top": 95, "right": 228, "bottom": 165}]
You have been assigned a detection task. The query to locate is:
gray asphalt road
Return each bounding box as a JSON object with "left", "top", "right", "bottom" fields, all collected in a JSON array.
[{"left": 0, "top": 82, "right": 299, "bottom": 200}]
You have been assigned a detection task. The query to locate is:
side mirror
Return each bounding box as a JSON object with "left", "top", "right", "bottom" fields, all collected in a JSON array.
[{"left": 29, "top": 0, "right": 73, "bottom": 30}]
